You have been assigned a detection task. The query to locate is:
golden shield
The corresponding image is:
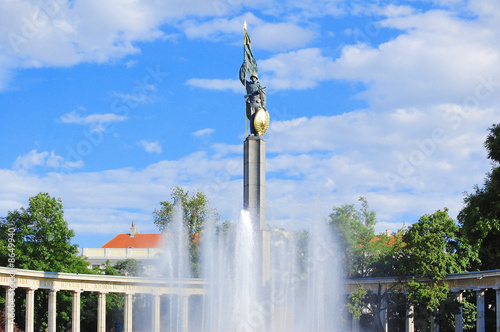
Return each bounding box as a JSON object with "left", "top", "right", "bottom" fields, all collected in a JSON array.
[{"left": 254, "top": 108, "right": 270, "bottom": 136}]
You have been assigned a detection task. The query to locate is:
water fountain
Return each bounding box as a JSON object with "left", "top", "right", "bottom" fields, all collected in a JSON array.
[
  {"left": 153, "top": 22, "right": 345, "bottom": 331},
  {"left": 156, "top": 206, "right": 344, "bottom": 332}
]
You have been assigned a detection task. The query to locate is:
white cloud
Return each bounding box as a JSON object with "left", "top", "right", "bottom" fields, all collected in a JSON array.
[
  {"left": 60, "top": 109, "right": 128, "bottom": 132},
  {"left": 46, "top": 151, "right": 84, "bottom": 169},
  {"left": 2, "top": 103, "right": 496, "bottom": 237},
  {"left": 0, "top": 4, "right": 321, "bottom": 92},
  {"left": 13, "top": 150, "right": 47, "bottom": 169},
  {"left": 192, "top": 128, "right": 215, "bottom": 137},
  {"left": 332, "top": 9, "right": 500, "bottom": 109},
  {"left": 259, "top": 48, "right": 336, "bottom": 91},
  {"left": 125, "top": 59, "right": 138, "bottom": 68},
  {"left": 182, "top": 12, "right": 316, "bottom": 51},
  {"left": 272, "top": 0, "right": 346, "bottom": 18},
  {"left": 349, "top": 3, "right": 415, "bottom": 17},
  {"left": 112, "top": 84, "right": 159, "bottom": 105},
  {"left": 13, "top": 149, "right": 83, "bottom": 170},
  {"left": 0, "top": 0, "right": 229, "bottom": 90},
  {"left": 236, "top": 7, "right": 500, "bottom": 106},
  {"left": 186, "top": 78, "right": 241, "bottom": 93},
  {"left": 138, "top": 140, "right": 163, "bottom": 154},
  {"left": 189, "top": 48, "right": 338, "bottom": 93}
]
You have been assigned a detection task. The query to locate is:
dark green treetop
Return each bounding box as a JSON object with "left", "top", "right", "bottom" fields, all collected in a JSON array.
[{"left": 458, "top": 123, "right": 500, "bottom": 270}]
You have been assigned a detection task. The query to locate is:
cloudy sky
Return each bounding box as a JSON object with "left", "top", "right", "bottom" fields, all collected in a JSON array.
[{"left": 1, "top": 0, "right": 499, "bottom": 248}]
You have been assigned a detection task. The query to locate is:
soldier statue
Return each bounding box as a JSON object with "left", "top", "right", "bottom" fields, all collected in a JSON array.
[{"left": 239, "top": 67, "right": 266, "bottom": 136}]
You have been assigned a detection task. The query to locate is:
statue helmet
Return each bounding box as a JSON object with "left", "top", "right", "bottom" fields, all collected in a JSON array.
[{"left": 250, "top": 73, "right": 258, "bottom": 80}]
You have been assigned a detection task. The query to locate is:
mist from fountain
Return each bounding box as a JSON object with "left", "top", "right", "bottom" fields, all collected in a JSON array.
[{"left": 158, "top": 207, "right": 344, "bottom": 332}]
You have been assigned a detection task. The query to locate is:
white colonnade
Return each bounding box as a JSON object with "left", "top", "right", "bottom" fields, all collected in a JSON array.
[
  {"left": 2, "top": 267, "right": 500, "bottom": 332},
  {"left": 1, "top": 267, "right": 203, "bottom": 332}
]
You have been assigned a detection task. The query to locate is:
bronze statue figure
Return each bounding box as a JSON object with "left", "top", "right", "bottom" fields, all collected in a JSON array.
[
  {"left": 240, "top": 22, "right": 269, "bottom": 136},
  {"left": 239, "top": 69, "right": 266, "bottom": 136}
]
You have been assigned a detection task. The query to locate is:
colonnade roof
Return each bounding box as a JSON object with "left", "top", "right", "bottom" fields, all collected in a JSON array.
[{"left": 2, "top": 267, "right": 499, "bottom": 295}]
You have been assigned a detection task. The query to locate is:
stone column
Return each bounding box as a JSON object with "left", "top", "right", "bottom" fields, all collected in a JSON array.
[
  {"left": 244, "top": 136, "right": 270, "bottom": 286},
  {"left": 48, "top": 289, "right": 57, "bottom": 332},
  {"left": 182, "top": 295, "right": 189, "bottom": 332},
  {"left": 5, "top": 287, "right": 14, "bottom": 332},
  {"left": 72, "top": 290, "right": 81, "bottom": 332},
  {"left": 152, "top": 293, "right": 161, "bottom": 332},
  {"left": 431, "top": 315, "right": 439, "bottom": 332},
  {"left": 97, "top": 292, "right": 107, "bottom": 332},
  {"left": 352, "top": 314, "right": 360, "bottom": 332},
  {"left": 476, "top": 289, "right": 485, "bottom": 332},
  {"left": 243, "top": 135, "right": 266, "bottom": 231},
  {"left": 25, "top": 288, "right": 35, "bottom": 332},
  {"left": 406, "top": 305, "right": 414, "bottom": 332},
  {"left": 124, "top": 293, "right": 133, "bottom": 332},
  {"left": 496, "top": 288, "right": 500, "bottom": 332},
  {"left": 380, "top": 297, "right": 388, "bottom": 332},
  {"left": 454, "top": 291, "right": 463, "bottom": 332}
]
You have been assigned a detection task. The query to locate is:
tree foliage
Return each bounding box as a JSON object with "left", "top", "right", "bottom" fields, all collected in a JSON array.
[
  {"left": 0, "top": 192, "right": 89, "bottom": 273},
  {"left": 346, "top": 207, "right": 472, "bottom": 331},
  {"left": 114, "top": 258, "right": 143, "bottom": 276},
  {"left": 399, "top": 209, "right": 470, "bottom": 329},
  {"left": 0, "top": 192, "right": 91, "bottom": 331},
  {"left": 458, "top": 124, "right": 500, "bottom": 270},
  {"left": 400, "top": 209, "right": 465, "bottom": 280},
  {"left": 153, "top": 186, "right": 217, "bottom": 276},
  {"left": 328, "top": 197, "right": 377, "bottom": 278}
]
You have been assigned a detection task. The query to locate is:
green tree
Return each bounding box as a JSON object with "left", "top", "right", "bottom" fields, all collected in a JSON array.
[
  {"left": 400, "top": 209, "right": 469, "bottom": 330},
  {"left": 328, "top": 196, "right": 377, "bottom": 278},
  {"left": 153, "top": 187, "right": 217, "bottom": 276},
  {"left": 458, "top": 124, "right": 500, "bottom": 270},
  {"left": 331, "top": 198, "right": 408, "bottom": 331},
  {"left": 368, "top": 227, "right": 406, "bottom": 278},
  {"left": 349, "top": 209, "right": 472, "bottom": 331},
  {"left": 348, "top": 284, "right": 407, "bottom": 332},
  {"left": 115, "top": 258, "right": 143, "bottom": 276},
  {"left": 0, "top": 192, "right": 91, "bottom": 331}
]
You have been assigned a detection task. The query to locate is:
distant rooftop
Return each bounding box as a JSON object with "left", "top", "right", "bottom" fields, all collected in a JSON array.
[
  {"left": 101, "top": 221, "right": 164, "bottom": 248},
  {"left": 101, "top": 233, "right": 164, "bottom": 248}
]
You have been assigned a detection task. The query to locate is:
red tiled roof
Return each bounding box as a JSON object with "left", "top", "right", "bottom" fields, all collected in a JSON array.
[{"left": 101, "top": 234, "right": 164, "bottom": 248}]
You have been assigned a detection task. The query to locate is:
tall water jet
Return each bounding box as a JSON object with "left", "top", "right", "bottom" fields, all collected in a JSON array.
[
  {"left": 160, "top": 203, "right": 192, "bottom": 332},
  {"left": 303, "top": 221, "right": 345, "bottom": 331},
  {"left": 197, "top": 211, "right": 344, "bottom": 332}
]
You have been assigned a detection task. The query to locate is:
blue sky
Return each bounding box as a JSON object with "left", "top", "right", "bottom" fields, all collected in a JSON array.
[{"left": 1, "top": 0, "right": 499, "bottom": 249}]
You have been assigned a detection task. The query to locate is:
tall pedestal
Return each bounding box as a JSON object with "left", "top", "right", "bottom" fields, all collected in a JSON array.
[
  {"left": 244, "top": 136, "right": 266, "bottom": 230},
  {"left": 244, "top": 135, "right": 270, "bottom": 286}
]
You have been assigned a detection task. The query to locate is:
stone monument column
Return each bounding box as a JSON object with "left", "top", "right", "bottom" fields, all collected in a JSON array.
[
  {"left": 244, "top": 136, "right": 266, "bottom": 231},
  {"left": 453, "top": 291, "right": 463, "bottom": 332},
  {"left": 25, "top": 288, "right": 35, "bottom": 332},
  {"left": 5, "top": 287, "right": 14, "bottom": 332},
  {"left": 241, "top": 22, "right": 271, "bottom": 287},
  {"left": 47, "top": 289, "right": 58, "bottom": 332},
  {"left": 124, "top": 293, "right": 133, "bottom": 332},
  {"left": 496, "top": 288, "right": 500, "bottom": 332},
  {"left": 475, "top": 289, "right": 485, "bottom": 332},
  {"left": 152, "top": 293, "right": 161, "bottom": 332},
  {"left": 244, "top": 135, "right": 271, "bottom": 286},
  {"left": 97, "top": 292, "right": 107, "bottom": 332}
]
